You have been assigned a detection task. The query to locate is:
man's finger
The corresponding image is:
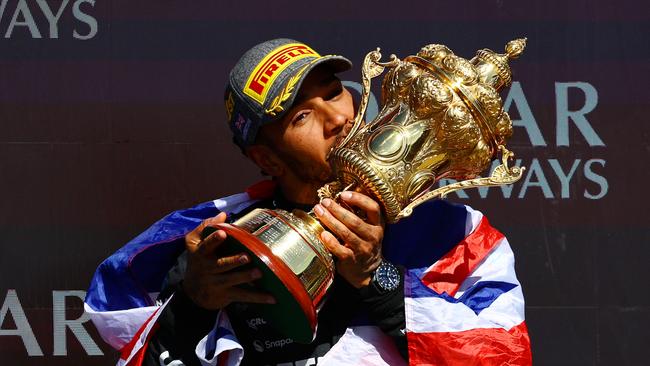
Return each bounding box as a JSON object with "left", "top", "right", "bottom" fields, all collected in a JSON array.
[
  {"left": 318, "top": 199, "right": 378, "bottom": 242},
  {"left": 228, "top": 287, "right": 276, "bottom": 304},
  {"left": 314, "top": 203, "right": 363, "bottom": 248},
  {"left": 320, "top": 231, "right": 354, "bottom": 260},
  {"left": 212, "top": 253, "right": 250, "bottom": 273},
  {"left": 199, "top": 212, "right": 229, "bottom": 239},
  {"left": 186, "top": 213, "right": 228, "bottom": 253},
  {"left": 322, "top": 198, "right": 365, "bottom": 230},
  {"left": 217, "top": 268, "right": 262, "bottom": 288},
  {"left": 206, "top": 211, "right": 228, "bottom": 225},
  {"left": 339, "top": 191, "right": 382, "bottom": 226},
  {"left": 198, "top": 229, "right": 227, "bottom": 255},
  {"left": 210, "top": 253, "right": 250, "bottom": 273}
]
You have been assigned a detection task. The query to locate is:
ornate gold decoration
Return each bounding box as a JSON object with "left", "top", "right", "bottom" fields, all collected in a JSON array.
[
  {"left": 395, "top": 145, "right": 525, "bottom": 220},
  {"left": 327, "top": 39, "right": 527, "bottom": 223},
  {"left": 337, "top": 49, "right": 399, "bottom": 149},
  {"left": 317, "top": 181, "right": 342, "bottom": 201}
]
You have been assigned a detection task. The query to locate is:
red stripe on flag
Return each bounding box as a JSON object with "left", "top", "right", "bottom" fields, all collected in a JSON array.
[
  {"left": 407, "top": 321, "right": 532, "bottom": 366},
  {"left": 119, "top": 308, "right": 161, "bottom": 365},
  {"left": 217, "top": 351, "right": 230, "bottom": 366},
  {"left": 246, "top": 180, "right": 276, "bottom": 200},
  {"left": 421, "top": 217, "right": 504, "bottom": 297},
  {"left": 125, "top": 322, "right": 159, "bottom": 366}
]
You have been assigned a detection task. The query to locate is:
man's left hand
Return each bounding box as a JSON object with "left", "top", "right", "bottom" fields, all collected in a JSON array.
[{"left": 313, "top": 191, "right": 384, "bottom": 288}]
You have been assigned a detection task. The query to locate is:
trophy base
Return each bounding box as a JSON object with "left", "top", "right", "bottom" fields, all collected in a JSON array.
[{"left": 216, "top": 224, "right": 316, "bottom": 343}]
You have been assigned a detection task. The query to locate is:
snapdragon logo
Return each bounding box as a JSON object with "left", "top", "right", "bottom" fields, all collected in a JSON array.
[
  {"left": 0, "top": 0, "right": 98, "bottom": 40},
  {"left": 344, "top": 80, "right": 608, "bottom": 200},
  {"left": 265, "top": 337, "right": 293, "bottom": 349}
]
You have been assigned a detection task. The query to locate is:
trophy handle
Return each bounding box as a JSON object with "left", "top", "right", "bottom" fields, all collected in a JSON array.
[
  {"left": 317, "top": 181, "right": 355, "bottom": 203},
  {"left": 337, "top": 49, "right": 400, "bottom": 149},
  {"left": 394, "top": 146, "right": 526, "bottom": 220}
]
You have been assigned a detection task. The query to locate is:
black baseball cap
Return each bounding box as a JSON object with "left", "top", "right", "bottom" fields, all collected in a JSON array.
[{"left": 224, "top": 38, "right": 352, "bottom": 148}]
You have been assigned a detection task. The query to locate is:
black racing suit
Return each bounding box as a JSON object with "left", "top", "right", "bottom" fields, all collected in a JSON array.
[{"left": 143, "top": 191, "right": 407, "bottom": 366}]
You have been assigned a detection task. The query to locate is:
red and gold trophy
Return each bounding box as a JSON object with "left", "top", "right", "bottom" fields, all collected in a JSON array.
[{"left": 210, "top": 39, "right": 527, "bottom": 343}]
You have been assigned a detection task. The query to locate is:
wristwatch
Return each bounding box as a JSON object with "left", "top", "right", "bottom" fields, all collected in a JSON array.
[{"left": 370, "top": 259, "right": 401, "bottom": 293}]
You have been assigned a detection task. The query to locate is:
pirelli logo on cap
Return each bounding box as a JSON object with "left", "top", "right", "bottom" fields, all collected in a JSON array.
[{"left": 244, "top": 43, "right": 320, "bottom": 105}]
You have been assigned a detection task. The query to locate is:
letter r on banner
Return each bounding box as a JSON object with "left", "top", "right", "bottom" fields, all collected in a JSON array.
[{"left": 53, "top": 291, "right": 103, "bottom": 356}]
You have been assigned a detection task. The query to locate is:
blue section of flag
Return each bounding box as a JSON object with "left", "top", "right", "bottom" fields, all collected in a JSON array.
[
  {"left": 383, "top": 199, "right": 468, "bottom": 270},
  {"left": 457, "top": 280, "right": 517, "bottom": 314},
  {"left": 406, "top": 268, "right": 517, "bottom": 315},
  {"left": 204, "top": 325, "right": 235, "bottom": 360},
  {"left": 86, "top": 200, "right": 219, "bottom": 312}
]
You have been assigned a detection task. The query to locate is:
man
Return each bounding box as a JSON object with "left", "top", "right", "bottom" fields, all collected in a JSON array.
[{"left": 85, "top": 39, "right": 532, "bottom": 366}]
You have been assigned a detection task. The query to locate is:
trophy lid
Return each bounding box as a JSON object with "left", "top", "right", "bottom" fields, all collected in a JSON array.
[{"left": 472, "top": 38, "right": 527, "bottom": 91}]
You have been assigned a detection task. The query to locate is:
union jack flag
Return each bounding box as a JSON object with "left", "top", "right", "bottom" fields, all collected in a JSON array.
[{"left": 84, "top": 180, "right": 531, "bottom": 365}]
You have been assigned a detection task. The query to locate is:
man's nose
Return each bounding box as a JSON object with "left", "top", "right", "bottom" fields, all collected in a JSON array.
[{"left": 320, "top": 102, "right": 348, "bottom": 137}]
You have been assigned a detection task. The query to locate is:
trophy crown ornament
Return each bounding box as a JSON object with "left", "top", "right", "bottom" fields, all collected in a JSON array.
[
  {"left": 473, "top": 38, "right": 527, "bottom": 90},
  {"left": 323, "top": 39, "right": 528, "bottom": 222}
]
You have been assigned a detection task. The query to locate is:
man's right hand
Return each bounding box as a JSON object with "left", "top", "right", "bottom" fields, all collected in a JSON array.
[{"left": 182, "top": 212, "right": 275, "bottom": 310}]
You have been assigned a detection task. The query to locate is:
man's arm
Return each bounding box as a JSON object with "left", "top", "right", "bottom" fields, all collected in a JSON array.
[
  {"left": 139, "top": 213, "right": 274, "bottom": 366},
  {"left": 314, "top": 191, "right": 408, "bottom": 360},
  {"left": 358, "top": 267, "right": 408, "bottom": 360},
  {"left": 181, "top": 212, "right": 274, "bottom": 310}
]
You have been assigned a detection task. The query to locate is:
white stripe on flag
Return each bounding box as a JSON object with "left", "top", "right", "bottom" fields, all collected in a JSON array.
[
  {"left": 195, "top": 311, "right": 243, "bottom": 366},
  {"left": 84, "top": 303, "right": 158, "bottom": 350},
  {"left": 213, "top": 192, "right": 258, "bottom": 214},
  {"left": 120, "top": 296, "right": 172, "bottom": 365},
  {"left": 318, "top": 326, "right": 405, "bottom": 366},
  {"left": 406, "top": 239, "right": 525, "bottom": 333},
  {"left": 455, "top": 236, "right": 521, "bottom": 297},
  {"left": 464, "top": 204, "right": 484, "bottom": 236}
]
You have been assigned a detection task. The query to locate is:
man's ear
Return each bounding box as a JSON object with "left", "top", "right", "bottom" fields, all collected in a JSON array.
[{"left": 246, "top": 144, "right": 284, "bottom": 177}]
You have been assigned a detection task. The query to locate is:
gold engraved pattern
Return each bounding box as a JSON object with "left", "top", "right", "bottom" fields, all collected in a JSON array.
[{"left": 326, "top": 39, "right": 527, "bottom": 223}]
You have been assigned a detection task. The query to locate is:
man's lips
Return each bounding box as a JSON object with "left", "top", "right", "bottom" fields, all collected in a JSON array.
[{"left": 328, "top": 133, "right": 347, "bottom": 159}]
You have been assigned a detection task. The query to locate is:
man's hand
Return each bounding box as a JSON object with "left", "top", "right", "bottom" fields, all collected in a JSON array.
[
  {"left": 183, "top": 212, "right": 275, "bottom": 310},
  {"left": 313, "top": 191, "right": 384, "bottom": 288}
]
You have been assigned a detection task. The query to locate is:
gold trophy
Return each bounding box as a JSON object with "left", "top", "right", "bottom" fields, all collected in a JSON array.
[{"left": 210, "top": 39, "right": 527, "bottom": 343}]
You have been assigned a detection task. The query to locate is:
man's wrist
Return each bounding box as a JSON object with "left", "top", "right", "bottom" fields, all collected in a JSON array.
[
  {"left": 358, "top": 259, "right": 402, "bottom": 297},
  {"left": 372, "top": 259, "right": 401, "bottom": 292},
  {"left": 354, "top": 275, "right": 372, "bottom": 289}
]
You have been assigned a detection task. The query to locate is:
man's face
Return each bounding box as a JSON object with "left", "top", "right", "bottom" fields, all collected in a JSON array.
[{"left": 256, "top": 65, "right": 355, "bottom": 185}]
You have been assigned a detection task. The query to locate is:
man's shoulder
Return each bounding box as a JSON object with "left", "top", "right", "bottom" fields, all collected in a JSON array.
[{"left": 165, "top": 189, "right": 265, "bottom": 223}]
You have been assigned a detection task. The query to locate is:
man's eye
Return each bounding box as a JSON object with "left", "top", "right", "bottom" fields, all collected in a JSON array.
[{"left": 293, "top": 112, "right": 309, "bottom": 124}]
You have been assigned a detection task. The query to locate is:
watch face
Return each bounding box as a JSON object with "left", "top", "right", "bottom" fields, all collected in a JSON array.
[{"left": 375, "top": 261, "right": 400, "bottom": 291}]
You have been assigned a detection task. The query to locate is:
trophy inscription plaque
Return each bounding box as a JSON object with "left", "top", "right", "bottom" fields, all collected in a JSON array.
[{"left": 211, "top": 39, "right": 527, "bottom": 343}]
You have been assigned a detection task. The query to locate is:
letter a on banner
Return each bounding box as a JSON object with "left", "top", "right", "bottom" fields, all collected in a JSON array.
[{"left": 0, "top": 290, "right": 44, "bottom": 356}]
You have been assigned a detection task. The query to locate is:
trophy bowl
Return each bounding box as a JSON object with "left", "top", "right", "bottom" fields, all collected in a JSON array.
[
  {"left": 206, "top": 208, "right": 332, "bottom": 343},
  {"left": 209, "top": 39, "right": 527, "bottom": 343}
]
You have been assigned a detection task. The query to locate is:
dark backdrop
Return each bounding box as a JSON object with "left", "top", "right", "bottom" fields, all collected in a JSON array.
[{"left": 1, "top": 1, "right": 648, "bottom": 365}]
